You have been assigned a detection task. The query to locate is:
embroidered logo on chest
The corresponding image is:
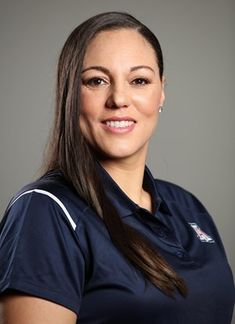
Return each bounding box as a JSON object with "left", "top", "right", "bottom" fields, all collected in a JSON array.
[{"left": 189, "top": 222, "right": 215, "bottom": 243}]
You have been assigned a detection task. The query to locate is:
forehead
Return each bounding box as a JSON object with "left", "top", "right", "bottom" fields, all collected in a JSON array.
[{"left": 83, "top": 28, "right": 157, "bottom": 67}]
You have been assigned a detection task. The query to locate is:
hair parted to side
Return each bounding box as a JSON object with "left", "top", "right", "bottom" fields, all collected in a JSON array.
[{"left": 43, "top": 11, "right": 187, "bottom": 297}]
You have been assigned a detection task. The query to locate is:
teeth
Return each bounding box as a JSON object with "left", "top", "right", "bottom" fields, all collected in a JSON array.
[{"left": 105, "top": 120, "right": 134, "bottom": 128}]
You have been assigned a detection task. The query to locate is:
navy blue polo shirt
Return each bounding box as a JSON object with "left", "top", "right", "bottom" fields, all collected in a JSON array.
[{"left": 0, "top": 163, "right": 234, "bottom": 323}]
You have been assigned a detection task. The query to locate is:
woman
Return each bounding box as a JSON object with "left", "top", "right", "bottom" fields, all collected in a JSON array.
[{"left": 0, "top": 11, "right": 234, "bottom": 324}]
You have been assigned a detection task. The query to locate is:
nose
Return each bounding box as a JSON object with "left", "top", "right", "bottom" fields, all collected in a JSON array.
[{"left": 105, "top": 83, "right": 130, "bottom": 109}]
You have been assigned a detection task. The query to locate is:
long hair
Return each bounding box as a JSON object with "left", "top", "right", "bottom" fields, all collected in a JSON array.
[{"left": 43, "top": 11, "right": 187, "bottom": 297}]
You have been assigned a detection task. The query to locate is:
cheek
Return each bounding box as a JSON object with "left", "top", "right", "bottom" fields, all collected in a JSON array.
[
  {"left": 79, "top": 112, "right": 98, "bottom": 147},
  {"left": 80, "top": 92, "right": 92, "bottom": 116},
  {"left": 79, "top": 111, "right": 97, "bottom": 139},
  {"left": 134, "top": 91, "right": 160, "bottom": 117},
  {"left": 80, "top": 92, "right": 98, "bottom": 123},
  {"left": 79, "top": 94, "right": 102, "bottom": 143},
  {"left": 78, "top": 114, "right": 88, "bottom": 140},
  {"left": 79, "top": 99, "right": 93, "bottom": 136}
]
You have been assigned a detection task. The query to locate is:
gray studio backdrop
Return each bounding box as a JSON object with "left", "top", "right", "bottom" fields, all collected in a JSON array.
[{"left": 0, "top": 0, "right": 234, "bottom": 320}]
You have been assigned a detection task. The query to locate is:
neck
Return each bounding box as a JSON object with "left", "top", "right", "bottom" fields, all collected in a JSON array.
[{"left": 100, "top": 158, "right": 152, "bottom": 212}]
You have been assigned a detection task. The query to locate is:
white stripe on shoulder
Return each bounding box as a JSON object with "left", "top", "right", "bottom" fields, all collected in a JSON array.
[{"left": 10, "top": 189, "right": 76, "bottom": 230}]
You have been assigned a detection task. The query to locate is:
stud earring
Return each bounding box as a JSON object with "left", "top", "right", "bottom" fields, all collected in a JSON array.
[{"left": 158, "top": 106, "right": 163, "bottom": 113}]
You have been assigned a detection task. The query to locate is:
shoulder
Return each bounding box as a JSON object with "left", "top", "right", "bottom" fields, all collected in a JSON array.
[
  {"left": 154, "top": 178, "right": 207, "bottom": 214},
  {"left": 2, "top": 170, "right": 88, "bottom": 232},
  {"left": 12, "top": 170, "right": 81, "bottom": 203},
  {"left": 0, "top": 171, "right": 87, "bottom": 316}
]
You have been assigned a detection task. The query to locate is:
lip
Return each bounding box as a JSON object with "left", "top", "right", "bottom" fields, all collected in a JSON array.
[
  {"left": 101, "top": 117, "right": 136, "bottom": 134},
  {"left": 101, "top": 116, "right": 137, "bottom": 123}
]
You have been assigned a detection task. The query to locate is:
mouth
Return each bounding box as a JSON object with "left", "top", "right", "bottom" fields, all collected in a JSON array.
[
  {"left": 103, "top": 120, "right": 135, "bottom": 128},
  {"left": 101, "top": 118, "right": 136, "bottom": 133}
]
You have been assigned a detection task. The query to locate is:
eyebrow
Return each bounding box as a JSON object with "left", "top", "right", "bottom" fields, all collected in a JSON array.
[{"left": 81, "top": 65, "right": 155, "bottom": 74}]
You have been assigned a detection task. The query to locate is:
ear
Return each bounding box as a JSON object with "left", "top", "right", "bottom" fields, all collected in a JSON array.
[{"left": 160, "top": 76, "right": 166, "bottom": 106}]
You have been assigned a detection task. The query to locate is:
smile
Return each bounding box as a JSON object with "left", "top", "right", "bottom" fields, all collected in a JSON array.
[
  {"left": 101, "top": 119, "right": 136, "bottom": 134},
  {"left": 105, "top": 120, "right": 135, "bottom": 128}
]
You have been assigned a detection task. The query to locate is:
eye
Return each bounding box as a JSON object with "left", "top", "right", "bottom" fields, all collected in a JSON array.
[
  {"left": 131, "top": 78, "right": 151, "bottom": 86},
  {"left": 83, "top": 77, "right": 108, "bottom": 87}
]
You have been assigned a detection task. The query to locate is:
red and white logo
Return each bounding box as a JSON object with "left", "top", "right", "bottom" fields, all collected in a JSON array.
[{"left": 189, "top": 223, "right": 215, "bottom": 243}]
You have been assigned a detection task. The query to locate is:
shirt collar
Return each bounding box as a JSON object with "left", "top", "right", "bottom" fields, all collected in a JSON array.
[{"left": 96, "top": 162, "right": 164, "bottom": 218}]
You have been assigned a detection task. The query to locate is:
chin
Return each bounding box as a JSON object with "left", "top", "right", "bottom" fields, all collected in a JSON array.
[
  {"left": 96, "top": 144, "right": 147, "bottom": 162},
  {"left": 101, "top": 151, "right": 134, "bottom": 160}
]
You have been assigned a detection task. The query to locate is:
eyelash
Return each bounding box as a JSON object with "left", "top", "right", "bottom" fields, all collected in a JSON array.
[
  {"left": 83, "top": 77, "right": 107, "bottom": 87},
  {"left": 131, "top": 78, "right": 150, "bottom": 86},
  {"left": 82, "top": 77, "right": 151, "bottom": 87}
]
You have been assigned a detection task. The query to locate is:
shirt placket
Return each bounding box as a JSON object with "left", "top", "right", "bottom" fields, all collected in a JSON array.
[{"left": 134, "top": 207, "right": 196, "bottom": 264}]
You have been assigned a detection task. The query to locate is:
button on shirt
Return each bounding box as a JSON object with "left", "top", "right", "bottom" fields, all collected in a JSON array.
[{"left": 0, "top": 164, "right": 234, "bottom": 323}]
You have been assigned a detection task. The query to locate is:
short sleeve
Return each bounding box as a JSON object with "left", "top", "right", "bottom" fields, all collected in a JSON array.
[{"left": 0, "top": 191, "right": 85, "bottom": 316}]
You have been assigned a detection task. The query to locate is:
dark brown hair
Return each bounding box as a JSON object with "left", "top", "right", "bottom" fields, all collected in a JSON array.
[{"left": 43, "top": 11, "right": 187, "bottom": 297}]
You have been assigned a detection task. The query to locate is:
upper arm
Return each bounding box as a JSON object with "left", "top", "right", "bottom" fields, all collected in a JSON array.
[
  {"left": 0, "top": 191, "right": 86, "bottom": 318},
  {"left": 0, "top": 294, "right": 77, "bottom": 324}
]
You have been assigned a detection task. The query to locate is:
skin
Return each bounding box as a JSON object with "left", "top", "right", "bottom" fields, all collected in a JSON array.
[
  {"left": 0, "top": 295, "right": 77, "bottom": 324},
  {"left": 80, "top": 28, "right": 165, "bottom": 208},
  {"left": 0, "top": 28, "right": 165, "bottom": 323}
]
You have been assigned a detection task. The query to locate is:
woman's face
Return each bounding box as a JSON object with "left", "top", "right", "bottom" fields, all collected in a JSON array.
[{"left": 80, "top": 28, "right": 165, "bottom": 163}]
